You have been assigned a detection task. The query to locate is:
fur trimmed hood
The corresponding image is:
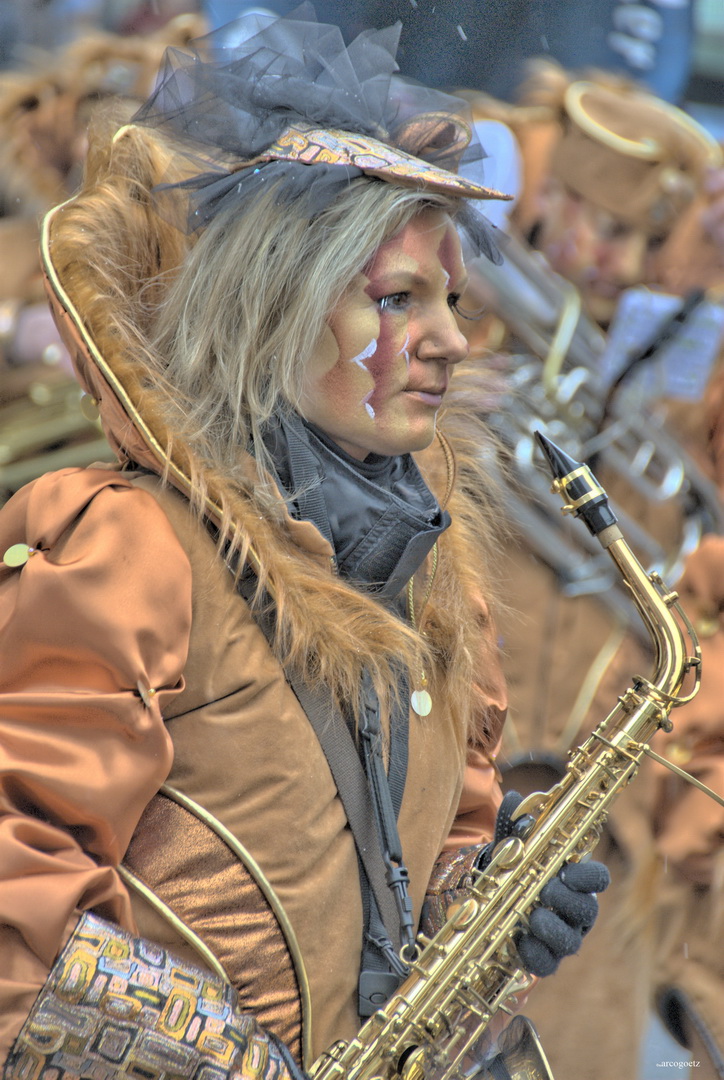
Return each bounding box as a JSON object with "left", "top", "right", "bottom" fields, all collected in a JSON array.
[{"left": 40, "top": 121, "right": 507, "bottom": 754}]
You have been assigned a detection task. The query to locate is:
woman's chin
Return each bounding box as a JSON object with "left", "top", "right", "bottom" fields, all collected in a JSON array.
[
  {"left": 374, "top": 422, "right": 438, "bottom": 458},
  {"left": 314, "top": 409, "right": 439, "bottom": 459}
]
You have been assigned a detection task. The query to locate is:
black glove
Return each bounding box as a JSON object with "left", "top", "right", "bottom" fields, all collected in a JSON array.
[{"left": 477, "top": 790, "right": 611, "bottom": 977}]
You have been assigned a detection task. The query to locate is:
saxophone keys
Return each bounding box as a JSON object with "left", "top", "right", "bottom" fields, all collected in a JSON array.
[
  {"left": 445, "top": 898, "right": 479, "bottom": 930},
  {"left": 487, "top": 836, "right": 525, "bottom": 871}
]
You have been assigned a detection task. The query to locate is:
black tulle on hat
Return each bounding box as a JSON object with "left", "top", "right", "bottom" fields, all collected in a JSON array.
[{"left": 132, "top": 2, "right": 510, "bottom": 261}]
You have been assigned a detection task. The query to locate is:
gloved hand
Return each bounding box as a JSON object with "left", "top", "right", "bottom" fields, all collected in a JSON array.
[{"left": 477, "top": 790, "right": 611, "bottom": 977}]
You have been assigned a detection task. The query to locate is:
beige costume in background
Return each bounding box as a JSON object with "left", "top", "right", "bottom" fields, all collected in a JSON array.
[
  {"left": 0, "top": 16, "right": 205, "bottom": 500},
  {"left": 459, "top": 66, "right": 724, "bottom": 1079}
]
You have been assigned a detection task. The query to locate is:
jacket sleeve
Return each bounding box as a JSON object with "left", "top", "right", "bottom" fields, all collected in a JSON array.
[
  {"left": 0, "top": 469, "right": 191, "bottom": 1057},
  {"left": 5, "top": 911, "right": 301, "bottom": 1080}
]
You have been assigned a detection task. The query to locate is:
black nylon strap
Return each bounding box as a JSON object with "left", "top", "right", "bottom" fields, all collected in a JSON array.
[
  {"left": 284, "top": 665, "right": 403, "bottom": 943},
  {"left": 386, "top": 699, "right": 408, "bottom": 821},
  {"left": 358, "top": 674, "right": 415, "bottom": 955},
  {"left": 287, "top": 662, "right": 414, "bottom": 1013},
  {"left": 484, "top": 1055, "right": 514, "bottom": 1080},
  {"left": 360, "top": 674, "right": 403, "bottom": 863},
  {"left": 236, "top": 569, "right": 415, "bottom": 1015}
]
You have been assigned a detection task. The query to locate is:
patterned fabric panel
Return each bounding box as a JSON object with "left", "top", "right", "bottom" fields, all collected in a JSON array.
[
  {"left": 4, "top": 913, "right": 299, "bottom": 1080},
  {"left": 419, "top": 845, "right": 484, "bottom": 939},
  {"left": 123, "top": 791, "right": 305, "bottom": 1062}
]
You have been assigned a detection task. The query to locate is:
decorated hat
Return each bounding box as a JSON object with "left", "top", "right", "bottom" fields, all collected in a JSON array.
[
  {"left": 131, "top": 3, "right": 511, "bottom": 260},
  {"left": 549, "top": 78, "right": 722, "bottom": 236}
]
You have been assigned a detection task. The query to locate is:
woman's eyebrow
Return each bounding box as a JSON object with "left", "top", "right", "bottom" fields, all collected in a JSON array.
[{"left": 368, "top": 269, "right": 466, "bottom": 289}]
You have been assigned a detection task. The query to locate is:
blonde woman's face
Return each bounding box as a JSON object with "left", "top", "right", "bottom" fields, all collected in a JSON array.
[{"left": 299, "top": 208, "right": 469, "bottom": 459}]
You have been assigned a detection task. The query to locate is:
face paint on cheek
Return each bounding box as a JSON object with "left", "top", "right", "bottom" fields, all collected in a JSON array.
[
  {"left": 350, "top": 339, "right": 379, "bottom": 418},
  {"left": 318, "top": 296, "right": 379, "bottom": 427},
  {"left": 362, "top": 291, "right": 412, "bottom": 414},
  {"left": 364, "top": 314, "right": 404, "bottom": 414},
  {"left": 350, "top": 338, "right": 378, "bottom": 369},
  {"left": 319, "top": 347, "right": 374, "bottom": 421}
]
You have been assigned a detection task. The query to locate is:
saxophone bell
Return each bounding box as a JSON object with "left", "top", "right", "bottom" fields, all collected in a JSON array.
[{"left": 476, "top": 1016, "right": 554, "bottom": 1080}]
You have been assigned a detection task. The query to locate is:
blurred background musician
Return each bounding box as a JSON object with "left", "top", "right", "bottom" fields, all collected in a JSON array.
[
  {"left": 0, "top": 12, "right": 205, "bottom": 507},
  {"left": 459, "top": 64, "right": 724, "bottom": 1080}
]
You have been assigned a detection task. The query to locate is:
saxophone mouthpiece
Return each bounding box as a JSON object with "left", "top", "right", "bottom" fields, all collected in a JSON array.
[{"left": 535, "top": 430, "right": 620, "bottom": 540}]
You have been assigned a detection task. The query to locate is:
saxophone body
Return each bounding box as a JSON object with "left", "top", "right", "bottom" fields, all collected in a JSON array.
[{"left": 310, "top": 435, "right": 701, "bottom": 1080}]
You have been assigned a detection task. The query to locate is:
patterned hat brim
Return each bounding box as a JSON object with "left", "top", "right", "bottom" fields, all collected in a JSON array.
[{"left": 256, "top": 124, "right": 513, "bottom": 202}]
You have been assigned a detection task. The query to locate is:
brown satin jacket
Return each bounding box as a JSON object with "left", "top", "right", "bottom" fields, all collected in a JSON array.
[{"left": 0, "top": 435, "right": 506, "bottom": 1068}]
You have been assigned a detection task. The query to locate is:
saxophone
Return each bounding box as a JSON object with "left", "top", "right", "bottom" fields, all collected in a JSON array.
[{"left": 310, "top": 433, "right": 701, "bottom": 1080}]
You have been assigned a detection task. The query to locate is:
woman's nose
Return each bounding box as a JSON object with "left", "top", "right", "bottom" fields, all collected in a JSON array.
[
  {"left": 417, "top": 305, "right": 470, "bottom": 365},
  {"left": 601, "top": 231, "right": 648, "bottom": 287}
]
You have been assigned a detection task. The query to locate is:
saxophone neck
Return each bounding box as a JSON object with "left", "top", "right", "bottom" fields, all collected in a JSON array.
[{"left": 535, "top": 431, "right": 700, "bottom": 710}]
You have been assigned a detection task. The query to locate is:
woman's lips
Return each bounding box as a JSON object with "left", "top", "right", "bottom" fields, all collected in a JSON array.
[{"left": 404, "top": 384, "right": 447, "bottom": 407}]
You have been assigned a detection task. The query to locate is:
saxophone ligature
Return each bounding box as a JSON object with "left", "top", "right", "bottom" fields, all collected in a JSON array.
[{"left": 310, "top": 433, "right": 701, "bottom": 1080}]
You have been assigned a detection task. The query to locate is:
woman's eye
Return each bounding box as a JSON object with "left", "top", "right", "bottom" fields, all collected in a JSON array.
[
  {"left": 447, "top": 292, "right": 462, "bottom": 312},
  {"left": 600, "top": 220, "right": 631, "bottom": 242},
  {"left": 378, "top": 292, "right": 410, "bottom": 312}
]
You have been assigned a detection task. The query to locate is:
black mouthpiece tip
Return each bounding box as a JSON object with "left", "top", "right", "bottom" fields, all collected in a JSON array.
[
  {"left": 534, "top": 430, "right": 618, "bottom": 537},
  {"left": 534, "top": 431, "right": 581, "bottom": 482}
]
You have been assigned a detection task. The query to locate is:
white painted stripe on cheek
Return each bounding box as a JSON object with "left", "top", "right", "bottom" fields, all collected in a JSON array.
[
  {"left": 351, "top": 339, "right": 378, "bottom": 418},
  {"left": 350, "top": 338, "right": 378, "bottom": 368},
  {"left": 400, "top": 332, "right": 410, "bottom": 367},
  {"left": 362, "top": 390, "right": 375, "bottom": 418}
]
